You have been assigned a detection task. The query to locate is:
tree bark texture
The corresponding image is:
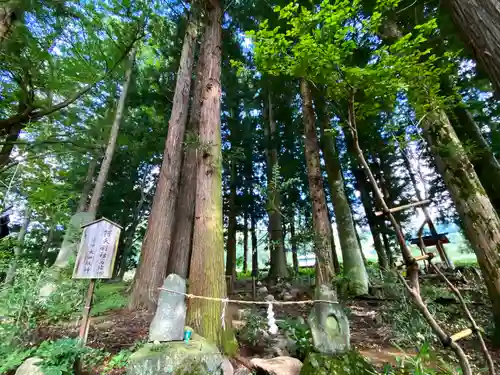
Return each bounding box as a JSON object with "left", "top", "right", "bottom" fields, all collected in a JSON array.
[
  {"left": 444, "top": 0, "right": 500, "bottom": 96},
  {"left": 167, "top": 29, "right": 206, "bottom": 279},
  {"left": 316, "top": 96, "right": 368, "bottom": 295},
  {"left": 300, "top": 79, "right": 335, "bottom": 286},
  {"left": 88, "top": 46, "right": 136, "bottom": 216},
  {"left": 0, "top": 123, "right": 21, "bottom": 169},
  {"left": 0, "top": 1, "right": 21, "bottom": 46},
  {"left": 444, "top": 89, "right": 500, "bottom": 212},
  {"left": 421, "top": 109, "right": 500, "bottom": 339},
  {"left": 130, "top": 14, "right": 198, "bottom": 310},
  {"left": 264, "top": 92, "right": 288, "bottom": 281},
  {"left": 225, "top": 158, "right": 238, "bottom": 284},
  {"left": 187, "top": 0, "right": 231, "bottom": 348}
]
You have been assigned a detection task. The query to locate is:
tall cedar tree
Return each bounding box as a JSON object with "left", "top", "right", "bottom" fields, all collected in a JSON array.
[
  {"left": 130, "top": 12, "right": 198, "bottom": 310},
  {"left": 264, "top": 92, "right": 288, "bottom": 280},
  {"left": 315, "top": 95, "right": 368, "bottom": 294},
  {"left": 167, "top": 31, "right": 207, "bottom": 278},
  {"left": 187, "top": 0, "right": 232, "bottom": 347},
  {"left": 300, "top": 79, "right": 335, "bottom": 285}
]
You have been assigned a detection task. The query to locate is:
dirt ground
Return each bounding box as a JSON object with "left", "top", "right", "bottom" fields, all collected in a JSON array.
[{"left": 33, "top": 277, "right": 500, "bottom": 374}]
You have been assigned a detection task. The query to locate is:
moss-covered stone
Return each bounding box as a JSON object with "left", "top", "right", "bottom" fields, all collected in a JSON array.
[
  {"left": 127, "top": 327, "right": 226, "bottom": 375},
  {"left": 299, "top": 351, "right": 376, "bottom": 375}
]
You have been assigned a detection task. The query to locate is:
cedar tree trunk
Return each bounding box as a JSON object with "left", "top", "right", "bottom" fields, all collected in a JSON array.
[
  {"left": 130, "top": 14, "right": 198, "bottom": 310},
  {"left": 300, "top": 78, "right": 335, "bottom": 286}
]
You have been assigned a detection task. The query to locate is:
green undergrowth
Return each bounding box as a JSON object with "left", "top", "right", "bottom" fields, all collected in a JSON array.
[{"left": 92, "top": 281, "right": 129, "bottom": 316}]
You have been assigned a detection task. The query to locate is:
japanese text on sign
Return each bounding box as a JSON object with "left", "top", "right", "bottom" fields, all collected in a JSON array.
[{"left": 73, "top": 219, "right": 121, "bottom": 279}]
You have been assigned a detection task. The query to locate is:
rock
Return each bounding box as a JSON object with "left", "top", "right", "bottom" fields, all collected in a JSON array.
[
  {"left": 284, "top": 282, "right": 292, "bottom": 289},
  {"left": 237, "top": 309, "right": 250, "bottom": 320},
  {"left": 265, "top": 294, "right": 275, "bottom": 302},
  {"left": 221, "top": 358, "right": 234, "bottom": 375},
  {"left": 149, "top": 274, "right": 187, "bottom": 342},
  {"left": 234, "top": 368, "right": 252, "bottom": 375},
  {"left": 308, "top": 284, "right": 349, "bottom": 355},
  {"left": 296, "top": 316, "right": 305, "bottom": 325},
  {"left": 15, "top": 358, "right": 44, "bottom": 375},
  {"left": 127, "top": 329, "right": 226, "bottom": 375},
  {"left": 289, "top": 288, "right": 301, "bottom": 299},
  {"left": 258, "top": 286, "right": 268, "bottom": 295},
  {"left": 251, "top": 357, "right": 302, "bottom": 375},
  {"left": 299, "top": 351, "right": 375, "bottom": 375},
  {"left": 282, "top": 292, "right": 293, "bottom": 301},
  {"left": 231, "top": 320, "right": 245, "bottom": 330}
]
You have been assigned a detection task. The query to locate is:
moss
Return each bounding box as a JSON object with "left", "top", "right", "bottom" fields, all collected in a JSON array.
[{"left": 300, "top": 351, "right": 376, "bottom": 375}]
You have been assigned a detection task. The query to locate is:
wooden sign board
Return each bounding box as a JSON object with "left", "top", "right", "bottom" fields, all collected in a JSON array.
[{"left": 72, "top": 218, "right": 121, "bottom": 279}]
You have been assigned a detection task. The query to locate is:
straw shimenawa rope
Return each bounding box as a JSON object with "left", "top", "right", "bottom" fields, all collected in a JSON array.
[{"left": 157, "top": 287, "right": 336, "bottom": 305}]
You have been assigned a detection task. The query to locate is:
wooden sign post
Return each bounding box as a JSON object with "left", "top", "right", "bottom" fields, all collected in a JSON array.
[{"left": 72, "top": 217, "right": 121, "bottom": 345}]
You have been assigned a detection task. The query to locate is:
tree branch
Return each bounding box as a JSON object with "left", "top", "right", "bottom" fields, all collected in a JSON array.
[{"left": 0, "top": 32, "right": 142, "bottom": 130}]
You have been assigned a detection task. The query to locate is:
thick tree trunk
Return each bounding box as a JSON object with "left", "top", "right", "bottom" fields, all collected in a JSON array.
[
  {"left": 300, "top": 79, "right": 335, "bottom": 286},
  {"left": 187, "top": 0, "right": 233, "bottom": 349},
  {"left": 4, "top": 206, "right": 31, "bottom": 284},
  {"left": 243, "top": 212, "right": 248, "bottom": 273},
  {"left": 316, "top": 96, "right": 368, "bottom": 295},
  {"left": 0, "top": 123, "right": 21, "bottom": 169},
  {"left": 225, "top": 159, "right": 238, "bottom": 286},
  {"left": 130, "top": 14, "right": 198, "bottom": 310},
  {"left": 166, "top": 31, "right": 206, "bottom": 279},
  {"left": 290, "top": 217, "right": 299, "bottom": 274},
  {"left": 443, "top": 86, "right": 500, "bottom": 212},
  {"left": 421, "top": 109, "right": 500, "bottom": 339},
  {"left": 88, "top": 47, "right": 136, "bottom": 217},
  {"left": 264, "top": 93, "right": 288, "bottom": 281},
  {"left": 443, "top": 0, "right": 500, "bottom": 96},
  {"left": 77, "top": 157, "right": 98, "bottom": 213}
]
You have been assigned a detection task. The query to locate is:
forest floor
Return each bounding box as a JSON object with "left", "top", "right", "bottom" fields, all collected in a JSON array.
[{"left": 32, "top": 272, "right": 500, "bottom": 374}]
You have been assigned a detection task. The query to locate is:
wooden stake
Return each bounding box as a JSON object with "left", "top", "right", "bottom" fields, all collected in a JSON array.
[
  {"left": 375, "top": 199, "right": 431, "bottom": 216},
  {"left": 451, "top": 328, "right": 473, "bottom": 342},
  {"left": 79, "top": 279, "right": 96, "bottom": 345}
]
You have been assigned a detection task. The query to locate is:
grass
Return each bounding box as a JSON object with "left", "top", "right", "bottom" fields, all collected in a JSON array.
[{"left": 91, "top": 281, "right": 129, "bottom": 316}]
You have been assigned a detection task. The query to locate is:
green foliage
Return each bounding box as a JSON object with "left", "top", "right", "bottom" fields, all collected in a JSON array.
[
  {"left": 0, "top": 236, "right": 16, "bottom": 262},
  {"left": 103, "top": 349, "right": 133, "bottom": 373},
  {"left": 0, "top": 261, "right": 87, "bottom": 361},
  {"left": 277, "top": 318, "right": 313, "bottom": 359},
  {"left": 236, "top": 310, "right": 267, "bottom": 346},
  {"left": 0, "top": 347, "right": 35, "bottom": 374},
  {"left": 36, "top": 338, "right": 106, "bottom": 375},
  {"left": 91, "top": 281, "right": 129, "bottom": 316},
  {"left": 301, "top": 350, "right": 377, "bottom": 375},
  {"left": 382, "top": 342, "right": 459, "bottom": 375}
]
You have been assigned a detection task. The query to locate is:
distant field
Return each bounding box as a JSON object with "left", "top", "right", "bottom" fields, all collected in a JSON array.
[{"left": 234, "top": 229, "right": 478, "bottom": 270}]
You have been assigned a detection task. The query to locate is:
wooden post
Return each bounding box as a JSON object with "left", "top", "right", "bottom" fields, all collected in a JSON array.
[
  {"left": 252, "top": 276, "right": 256, "bottom": 300},
  {"left": 79, "top": 279, "right": 96, "bottom": 345}
]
